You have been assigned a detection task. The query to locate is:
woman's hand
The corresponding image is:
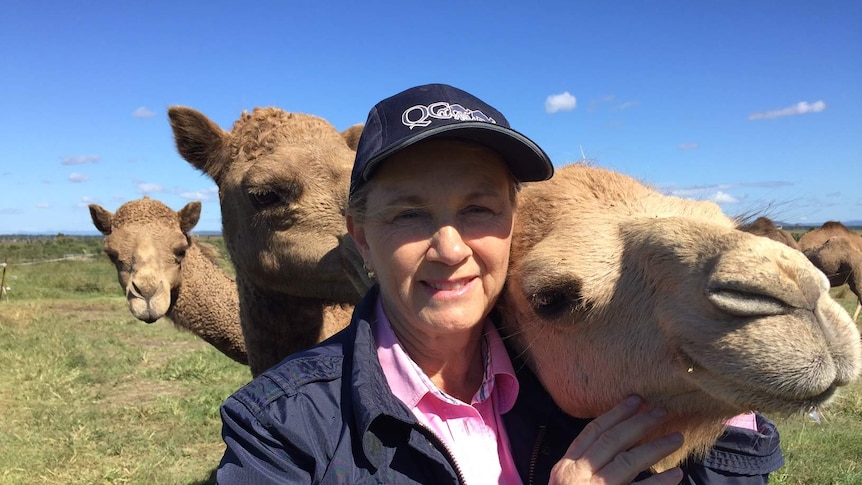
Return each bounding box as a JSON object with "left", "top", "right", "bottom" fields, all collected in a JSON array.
[{"left": 549, "top": 395, "right": 684, "bottom": 485}]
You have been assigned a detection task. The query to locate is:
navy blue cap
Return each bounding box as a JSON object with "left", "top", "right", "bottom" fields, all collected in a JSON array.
[{"left": 349, "top": 83, "right": 554, "bottom": 196}]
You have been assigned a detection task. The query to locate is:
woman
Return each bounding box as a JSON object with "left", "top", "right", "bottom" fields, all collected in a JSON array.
[{"left": 217, "top": 84, "right": 780, "bottom": 484}]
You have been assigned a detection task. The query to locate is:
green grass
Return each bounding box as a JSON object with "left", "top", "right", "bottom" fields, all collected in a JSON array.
[
  {"left": 0, "top": 257, "right": 250, "bottom": 484},
  {"left": 0, "top": 237, "right": 860, "bottom": 484}
]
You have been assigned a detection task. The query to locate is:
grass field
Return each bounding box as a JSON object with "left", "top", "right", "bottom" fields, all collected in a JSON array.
[
  {"left": 0, "top": 256, "right": 249, "bottom": 484},
  {"left": 0, "top": 239, "right": 860, "bottom": 484}
]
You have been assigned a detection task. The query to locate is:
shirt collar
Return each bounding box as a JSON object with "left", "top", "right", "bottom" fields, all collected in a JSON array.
[{"left": 373, "top": 296, "right": 519, "bottom": 413}]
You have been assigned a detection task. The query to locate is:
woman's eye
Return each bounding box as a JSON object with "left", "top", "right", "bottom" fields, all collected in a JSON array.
[
  {"left": 393, "top": 209, "right": 424, "bottom": 222},
  {"left": 463, "top": 205, "right": 495, "bottom": 218}
]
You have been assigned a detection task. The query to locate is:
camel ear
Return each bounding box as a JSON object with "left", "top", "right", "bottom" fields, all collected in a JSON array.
[
  {"left": 342, "top": 124, "right": 364, "bottom": 151},
  {"left": 178, "top": 201, "right": 202, "bottom": 234},
  {"left": 168, "top": 106, "right": 230, "bottom": 183},
  {"left": 89, "top": 204, "right": 114, "bottom": 235}
]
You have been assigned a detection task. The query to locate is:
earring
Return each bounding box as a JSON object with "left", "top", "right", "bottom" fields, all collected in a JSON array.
[{"left": 363, "top": 262, "right": 376, "bottom": 280}]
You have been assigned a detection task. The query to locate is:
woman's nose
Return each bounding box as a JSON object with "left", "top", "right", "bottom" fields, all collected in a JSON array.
[{"left": 427, "top": 225, "right": 470, "bottom": 264}]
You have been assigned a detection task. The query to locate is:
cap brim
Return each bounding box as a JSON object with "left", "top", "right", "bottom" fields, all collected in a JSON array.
[{"left": 360, "top": 122, "right": 554, "bottom": 185}]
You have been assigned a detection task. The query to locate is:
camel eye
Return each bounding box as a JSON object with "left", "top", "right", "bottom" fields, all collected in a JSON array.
[
  {"left": 173, "top": 246, "right": 188, "bottom": 262},
  {"left": 530, "top": 279, "right": 591, "bottom": 320},
  {"left": 104, "top": 249, "right": 120, "bottom": 264},
  {"left": 249, "top": 190, "right": 281, "bottom": 209},
  {"left": 246, "top": 181, "right": 303, "bottom": 210}
]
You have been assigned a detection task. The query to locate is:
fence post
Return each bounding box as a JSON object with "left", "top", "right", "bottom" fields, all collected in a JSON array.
[{"left": 0, "top": 257, "right": 7, "bottom": 302}]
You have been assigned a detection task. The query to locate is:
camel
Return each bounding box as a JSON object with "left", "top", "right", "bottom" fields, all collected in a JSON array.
[
  {"left": 168, "top": 106, "right": 364, "bottom": 376},
  {"left": 739, "top": 216, "right": 799, "bottom": 249},
  {"left": 170, "top": 105, "right": 861, "bottom": 469},
  {"left": 495, "top": 163, "right": 861, "bottom": 470},
  {"left": 89, "top": 197, "right": 247, "bottom": 365},
  {"left": 798, "top": 221, "right": 862, "bottom": 321}
]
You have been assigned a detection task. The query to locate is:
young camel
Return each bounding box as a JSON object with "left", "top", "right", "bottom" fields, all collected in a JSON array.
[
  {"left": 798, "top": 221, "right": 862, "bottom": 321},
  {"left": 169, "top": 106, "right": 365, "bottom": 377},
  {"left": 496, "top": 163, "right": 862, "bottom": 470},
  {"left": 90, "top": 197, "right": 247, "bottom": 365}
]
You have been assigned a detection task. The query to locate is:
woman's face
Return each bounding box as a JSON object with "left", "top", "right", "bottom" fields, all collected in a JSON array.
[{"left": 348, "top": 139, "right": 515, "bottom": 338}]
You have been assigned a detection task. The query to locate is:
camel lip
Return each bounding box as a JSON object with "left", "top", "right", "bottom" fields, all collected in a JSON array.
[{"left": 674, "top": 345, "right": 840, "bottom": 411}]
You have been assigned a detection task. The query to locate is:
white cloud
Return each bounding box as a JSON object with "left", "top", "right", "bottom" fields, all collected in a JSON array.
[
  {"left": 68, "top": 172, "right": 88, "bottom": 183},
  {"left": 613, "top": 101, "right": 640, "bottom": 111},
  {"left": 137, "top": 182, "right": 163, "bottom": 193},
  {"left": 133, "top": 106, "right": 156, "bottom": 118},
  {"left": 710, "top": 191, "right": 738, "bottom": 204},
  {"left": 76, "top": 196, "right": 98, "bottom": 208},
  {"left": 748, "top": 100, "right": 826, "bottom": 120},
  {"left": 178, "top": 186, "right": 218, "bottom": 200},
  {"left": 62, "top": 155, "right": 100, "bottom": 165},
  {"left": 35, "top": 202, "right": 51, "bottom": 209},
  {"left": 545, "top": 91, "right": 577, "bottom": 114},
  {"left": 678, "top": 143, "right": 699, "bottom": 151}
]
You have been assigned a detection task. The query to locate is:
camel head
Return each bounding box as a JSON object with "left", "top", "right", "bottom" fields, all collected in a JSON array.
[
  {"left": 497, "top": 163, "right": 862, "bottom": 468},
  {"left": 168, "top": 106, "right": 365, "bottom": 304},
  {"left": 89, "top": 197, "right": 201, "bottom": 323},
  {"left": 738, "top": 216, "right": 799, "bottom": 250},
  {"left": 798, "top": 222, "right": 862, "bottom": 322}
]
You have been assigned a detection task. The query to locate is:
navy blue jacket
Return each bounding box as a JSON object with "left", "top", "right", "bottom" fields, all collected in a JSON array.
[{"left": 218, "top": 287, "right": 783, "bottom": 484}]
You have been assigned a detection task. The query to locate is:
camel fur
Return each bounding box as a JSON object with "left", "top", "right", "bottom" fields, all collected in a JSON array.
[
  {"left": 169, "top": 106, "right": 361, "bottom": 376},
  {"left": 89, "top": 197, "right": 247, "bottom": 365},
  {"left": 798, "top": 221, "right": 862, "bottom": 321}
]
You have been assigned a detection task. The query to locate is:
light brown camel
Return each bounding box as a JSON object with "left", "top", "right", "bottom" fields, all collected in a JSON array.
[
  {"left": 495, "top": 163, "right": 861, "bottom": 470},
  {"left": 168, "top": 106, "right": 364, "bottom": 376},
  {"left": 798, "top": 221, "right": 862, "bottom": 321},
  {"left": 89, "top": 197, "right": 247, "bottom": 365},
  {"left": 739, "top": 216, "right": 799, "bottom": 249}
]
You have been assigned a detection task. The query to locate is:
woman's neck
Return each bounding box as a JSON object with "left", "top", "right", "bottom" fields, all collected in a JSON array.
[{"left": 392, "top": 323, "right": 485, "bottom": 403}]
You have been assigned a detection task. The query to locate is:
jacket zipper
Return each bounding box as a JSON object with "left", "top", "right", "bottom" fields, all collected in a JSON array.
[
  {"left": 416, "top": 423, "right": 468, "bottom": 485},
  {"left": 527, "top": 425, "right": 548, "bottom": 485}
]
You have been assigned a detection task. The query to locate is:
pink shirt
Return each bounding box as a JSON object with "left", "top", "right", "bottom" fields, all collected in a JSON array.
[
  {"left": 373, "top": 298, "right": 522, "bottom": 485},
  {"left": 725, "top": 412, "right": 758, "bottom": 431}
]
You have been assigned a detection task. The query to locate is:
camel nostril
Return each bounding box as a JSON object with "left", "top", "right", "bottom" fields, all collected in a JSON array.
[
  {"left": 129, "top": 281, "right": 143, "bottom": 298},
  {"left": 706, "top": 287, "right": 788, "bottom": 317}
]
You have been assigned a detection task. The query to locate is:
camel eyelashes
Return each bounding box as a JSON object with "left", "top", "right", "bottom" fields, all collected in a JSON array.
[
  {"left": 248, "top": 190, "right": 281, "bottom": 209},
  {"left": 529, "top": 279, "right": 592, "bottom": 320},
  {"left": 245, "top": 181, "right": 305, "bottom": 210}
]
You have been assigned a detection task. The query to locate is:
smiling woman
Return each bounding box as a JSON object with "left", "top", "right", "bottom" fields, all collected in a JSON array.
[{"left": 213, "top": 84, "right": 700, "bottom": 485}]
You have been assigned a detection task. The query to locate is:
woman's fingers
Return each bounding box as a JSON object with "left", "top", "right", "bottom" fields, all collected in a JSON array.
[
  {"left": 635, "top": 466, "right": 684, "bottom": 485},
  {"left": 562, "top": 395, "right": 644, "bottom": 460},
  {"left": 550, "top": 395, "right": 685, "bottom": 484}
]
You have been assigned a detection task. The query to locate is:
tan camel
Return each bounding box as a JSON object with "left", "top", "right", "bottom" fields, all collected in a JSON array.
[
  {"left": 798, "top": 221, "right": 862, "bottom": 321},
  {"left": 89, "top": 197, "right": 247, "bottom": 365},
  {"left": 739, "top": 216, "right": 799, "bottom": 249},
  {"left": 168, "top": 106, "right": 363, "bottom": 376},
  {"left": 496, "top": 163, "right": 861, "bottom": 470}
]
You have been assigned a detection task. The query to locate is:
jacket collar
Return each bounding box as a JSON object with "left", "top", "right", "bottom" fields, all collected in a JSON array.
[{"left": 346, "top": 286, "right": 420, "bottom": 468}]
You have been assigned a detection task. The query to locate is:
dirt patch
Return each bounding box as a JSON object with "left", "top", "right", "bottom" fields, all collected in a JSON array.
[{"left": 98, "top": 375, "right": 189, "bottom": 409}]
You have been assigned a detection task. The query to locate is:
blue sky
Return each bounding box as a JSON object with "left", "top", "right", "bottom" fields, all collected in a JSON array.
[{"left": 1, "top": 1, "right": 859, "bottom": 234}]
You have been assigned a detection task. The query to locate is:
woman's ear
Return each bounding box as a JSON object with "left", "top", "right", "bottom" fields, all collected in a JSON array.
[{"left": 346, "top": 214, "right": 372, "bottom": 262}]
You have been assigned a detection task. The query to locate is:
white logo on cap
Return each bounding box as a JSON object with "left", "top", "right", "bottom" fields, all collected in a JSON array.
[{"left": 402, "top": 102, "right": 497, "bottom": 130}]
